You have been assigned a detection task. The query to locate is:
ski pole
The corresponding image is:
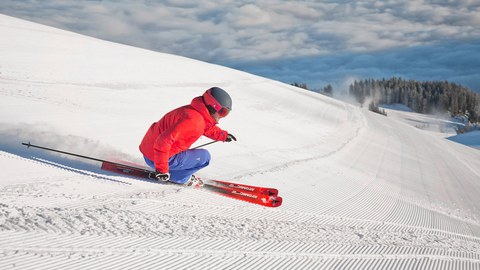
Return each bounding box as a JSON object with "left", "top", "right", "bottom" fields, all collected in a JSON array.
[
  {"left": 192, "top": 140, "right": 218, "bottom": 149},
  {"left": 21, "top": 142, "right": 153, "bottom": 173},
  {"left": 22, "top": 140, "right": 218, "bottom": 169}
]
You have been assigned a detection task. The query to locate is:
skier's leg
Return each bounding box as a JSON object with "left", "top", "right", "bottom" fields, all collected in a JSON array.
[
  {"left": 168, "top": 149, "right": 211, "bottom": 184},
  {"left": 143, "top": 156, "right": 155, "bottom": 169},
  {"left": 143, "top": 149, "right": 210, "bottom": 184}
]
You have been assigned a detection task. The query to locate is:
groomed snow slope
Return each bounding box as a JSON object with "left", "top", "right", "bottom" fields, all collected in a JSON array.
[{"left": 1, "top": 14, "right": 480, "bottom": 269}]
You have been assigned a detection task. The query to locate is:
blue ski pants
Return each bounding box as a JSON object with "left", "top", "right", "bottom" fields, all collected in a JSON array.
[{"left": 143, "top": 149, "right": 211, "bottom": 184}]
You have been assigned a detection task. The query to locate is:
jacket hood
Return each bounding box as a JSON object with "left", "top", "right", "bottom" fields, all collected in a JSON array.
[{"left": 190, "top": 96, "right": 216, "bottom": 125}]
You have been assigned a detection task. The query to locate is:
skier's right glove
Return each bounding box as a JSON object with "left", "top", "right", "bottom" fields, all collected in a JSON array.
[
  {"left": 225, "top": 133, "right": 237, "bottom": 142},
  {"left": 155, "top": 171, "right": 170, "bottom": 182}
]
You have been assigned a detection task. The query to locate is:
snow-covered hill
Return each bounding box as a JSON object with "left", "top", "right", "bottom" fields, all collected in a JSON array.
[{"left": 1, "top": 14, "right": 480, "bottom": 269}]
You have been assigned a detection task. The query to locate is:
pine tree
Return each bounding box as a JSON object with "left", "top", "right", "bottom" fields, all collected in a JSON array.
[{"left": 348, "top": 77, "right": 480, "bottom": 123}]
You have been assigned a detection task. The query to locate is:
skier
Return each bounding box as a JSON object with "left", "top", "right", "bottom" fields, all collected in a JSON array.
[{"left": 139, "top": 87, "right": 236, "bottom": 186}]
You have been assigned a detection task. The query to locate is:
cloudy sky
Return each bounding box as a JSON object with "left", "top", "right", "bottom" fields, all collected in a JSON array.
[{"left": 2, "top": 0, "right": 480, "bottom": 92}]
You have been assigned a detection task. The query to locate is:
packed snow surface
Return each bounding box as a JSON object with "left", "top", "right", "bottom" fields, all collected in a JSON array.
[{"left": 1, "top": 14, "right": 480, "bottom": 269}]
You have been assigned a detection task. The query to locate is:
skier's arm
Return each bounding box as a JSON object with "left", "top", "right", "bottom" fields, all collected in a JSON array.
[
  {"left": 153, "top": 131, "right": 174, "bottom": 173},
  {"left": 204, "top": 125, "right": 229, "bottom": 141}
]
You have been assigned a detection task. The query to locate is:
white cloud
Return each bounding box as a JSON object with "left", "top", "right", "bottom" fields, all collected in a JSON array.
[
  {"left": 225, "top": 4, "right": 271, "bottom": 28},
  {"left": 234, "top": 40, "right": 480, "bottom": 91},
  {"left": 2, "top": 0, "right": 479, "bottom": 61},
  {"left": 0, "top": 0, "right": 479, "bottom": 91}
]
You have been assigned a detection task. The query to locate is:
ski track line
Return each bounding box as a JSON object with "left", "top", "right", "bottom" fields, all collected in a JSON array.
[
  {"left": 284, "top": 107, "right": 377, "bottom": 216},
  {"left": 299, "top": 112, "right": 401, "bottom": 225},
  {"left": 1, "top": 230, "right": 480, "bottom": 260},
  {"left": 230, "top": 104, "right": 365, "bottom": 180},
  {"left": 432, "top": 143, "right": 480, "bottom": 217},
  {"left": 309, "top": 112, "right": 480, "bottom": 235},
  {"left": 2, "top": 235, "right": 480, "bottom": 270},
  {"left": 1, "top": 111, "right": 480, "bottom": 268},
  {"left": 3, "top": 155, "right": 480, "bottom": 246},
  {"left": 3, "top": 193, "right": 480, "bottom": 250},
  {"left": 406, "top": 130, "right": 480, "bottom": 235},
  {"left": 395, "top": 125, "right": 478, "bottom": 225},
  {"left": 2, "top": 177, "right": 480, "bottom": 256},
  {"left": 383, "top": 118, "right": 479, "bottom": 235},
  {"left": 120, "top": 192, "right": 480, "bottom": 243}
]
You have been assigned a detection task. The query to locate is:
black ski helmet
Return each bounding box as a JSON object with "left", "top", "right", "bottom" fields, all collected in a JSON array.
[{"left": 203, "top": 87, "right": 232, "bottom": 116}]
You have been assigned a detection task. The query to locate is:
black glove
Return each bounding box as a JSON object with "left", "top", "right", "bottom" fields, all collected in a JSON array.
[
  {"left": 155, "top": 171, "right": 170, "bottom": 182},
  {"left": 225, "top": 133, "right": 237, "bottom": 142}
]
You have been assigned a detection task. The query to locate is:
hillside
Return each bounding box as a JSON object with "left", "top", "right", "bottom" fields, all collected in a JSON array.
[{"left": 1, "top": 14, "right": 480, "bottom": 269}]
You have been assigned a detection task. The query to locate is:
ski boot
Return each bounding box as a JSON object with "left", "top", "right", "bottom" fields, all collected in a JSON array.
[{"left": 184, "top": 175, "right": 204, "bottom": 188}]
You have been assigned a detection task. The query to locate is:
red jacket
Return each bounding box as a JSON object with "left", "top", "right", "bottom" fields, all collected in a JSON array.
[{"left": 139, "top": 96, "right": 228, "bottom": 172}]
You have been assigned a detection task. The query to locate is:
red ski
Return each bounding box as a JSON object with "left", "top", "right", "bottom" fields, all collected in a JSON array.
[
  {"left": 22, "top": 143, "right": 282, "bottom": 207},
  {"left": 206, "top": 179, "right": 278, "bottom": 196},
  {"left": 101, "top": 161, "right": 157, "bottom": 179},
  {"left": 101, "top": 161, "right": 282, "bottom": 207},
  {"left": 203, "top": 184, "right": 282, "bottom": 207}
]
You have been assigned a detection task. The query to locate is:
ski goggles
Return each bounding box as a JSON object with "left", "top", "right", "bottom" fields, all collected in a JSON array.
[
  {"left": 204, "top": 89, "right": 231, "bottom": 117},
  {"left": 218, "top": 107, "right": 230, "bottom": 117}
]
